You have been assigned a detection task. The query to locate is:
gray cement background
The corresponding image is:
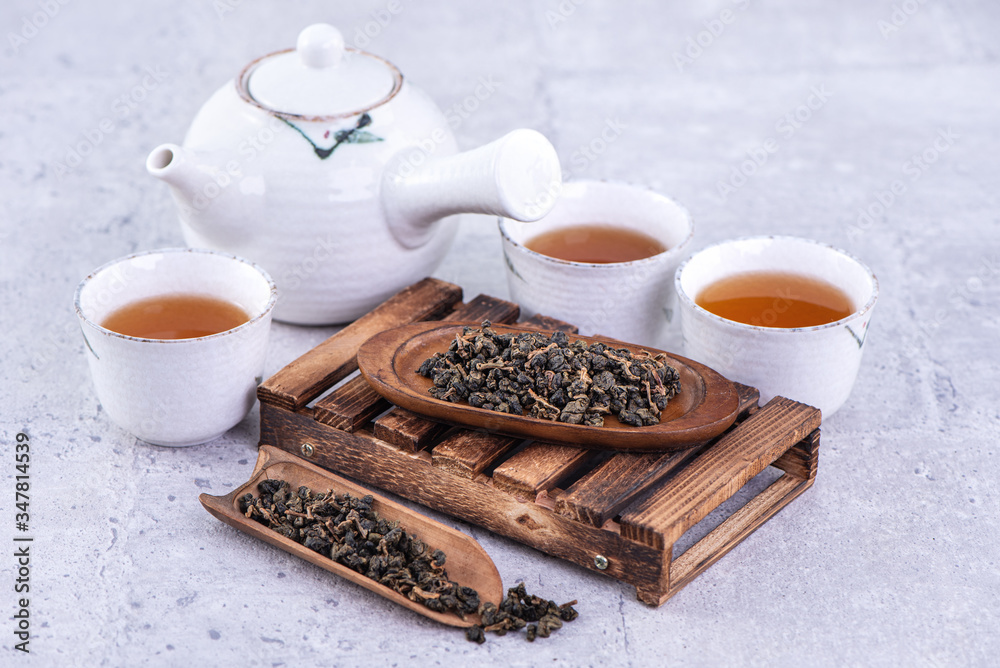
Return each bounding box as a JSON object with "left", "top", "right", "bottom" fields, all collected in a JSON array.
[{"left": 1, "top": 1, "right": 998, "bottom": 666}]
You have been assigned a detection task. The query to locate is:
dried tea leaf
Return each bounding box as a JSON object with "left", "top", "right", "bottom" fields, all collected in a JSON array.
[
  {"left": 418, "top": 321, "right": 680, "bottom": 427},
  {"left": 244, "top": 480, "right": 580, "bottom": 645}
]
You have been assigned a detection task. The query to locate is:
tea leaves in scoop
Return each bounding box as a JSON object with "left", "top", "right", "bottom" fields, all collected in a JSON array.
[{"left": 242, "top": 479, "right": 579, "bottom": 644}]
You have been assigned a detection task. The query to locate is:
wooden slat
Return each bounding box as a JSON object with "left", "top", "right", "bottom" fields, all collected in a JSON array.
[
  {"left": 371, "top": 294, "right": 521, "bottom": 452},
  {"left": 555, "top": 450, "right": 694, "bottom": 527},
  {"left": 529, "top": 384, "right": 757, "bottom": 525},
  {"left": 442, "top": 294, "right": 521, "bottom": 324},
  {"left": 619, "top": 397, "right": 821, "bottom": 549},
  {"left": 372, "top": 408, "right": 451, "bottom": 453},
  {"left": 312, "top": 376, "right": 390, "bottom": 432},
  {"left": 258, "top": 278, "right": 463, "bottom": 410},
  {"left": 518, "top": 313, "right": 579, "bottom": 333},
  {"left": 492, "top": 442, "right": 593, "bottom": 499},
  {"left": 431, "top": 430, "right": 522, "bottom": 479},
  {"left": 656, "top": 473, "right": 812, "bottom": 604},
  {"left": 772, "top": 429, "right": 820, "bottom": 480}
]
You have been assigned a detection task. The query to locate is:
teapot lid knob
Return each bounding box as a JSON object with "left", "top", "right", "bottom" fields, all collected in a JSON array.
[
  {"left": 240, "top": 22, "right": 401, "bottom": 118},
  {"left": 297, "top": 23, "right": 345, "bottom": 69}
]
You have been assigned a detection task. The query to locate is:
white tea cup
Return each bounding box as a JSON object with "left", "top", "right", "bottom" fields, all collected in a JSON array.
[
  {"left": 675, "top": 236, "right": 878, "bottom": 417},
  {"left": 74, "top": 248, "right": 277, "bottom": 446},
  {"left": 499, "top": 180, "right": 693, "bottom": 347}
]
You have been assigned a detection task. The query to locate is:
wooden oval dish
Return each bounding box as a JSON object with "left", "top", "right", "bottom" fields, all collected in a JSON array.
[
  {"left": 357, "top": 321, "right": 740, "bottom": 452},
  {"left": 199, "top": 445, "right": 503, "bottom": 628}
]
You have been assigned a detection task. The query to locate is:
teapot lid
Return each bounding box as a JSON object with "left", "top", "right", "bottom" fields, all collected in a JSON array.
[{"left": 237, "top": 24, "right": 403, "bottom": 120}]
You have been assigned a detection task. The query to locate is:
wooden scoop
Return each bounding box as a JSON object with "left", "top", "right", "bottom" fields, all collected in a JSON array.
[{"left": 199, "top": 445, "right": 503, "bottom": 628}]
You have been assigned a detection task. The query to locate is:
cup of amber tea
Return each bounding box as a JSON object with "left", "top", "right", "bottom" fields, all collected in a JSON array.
[
  {"left": 499, "top": 180, "right": 693, "bottom": 347},
  {"left": 675, "top": 236, "right": 878, "bottom": 417},
  {"left": 74, "top": 248, "right": 277, "bottom": 446}
]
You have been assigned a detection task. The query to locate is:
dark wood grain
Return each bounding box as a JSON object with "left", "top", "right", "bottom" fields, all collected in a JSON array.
[
  {"left": 619, "top": 397, "right": 821, "bottom": 549},
  {"left": 313, "top": 295, "right": 525, "bottom": 437},
  {"left": 313, "top": 375, "right": 390, "bottom": 432},
  {"left": 518, "top": 314, "right": 579, "bottom": 333},
  {"left": 431, "top": 430, "right": 522, "bottom": 479},
  {"left": 492, "top": 442, "right": 593, "bottom": 500},
  {"left": 258, "top": 278, "right": 462, "bottom": 410},
  {"left": 555, "top": 449, "right": 696, "bottom": 527},
  {"left": 733, "top": 382, "right": 760, "bottom": 418},
  {"left": 772, "top": 429, "right": 820, "bottom": 480},
  {"left": 372, "top": 408, "right": 451, "bottom": 453},
  {"left": 442, "top": 294, "right": 520, "bottom": 325}
]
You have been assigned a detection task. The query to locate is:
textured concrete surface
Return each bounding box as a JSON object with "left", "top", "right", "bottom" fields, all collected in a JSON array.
[{"left": 2, "top": 1, "right": 998, "bottom": 666}]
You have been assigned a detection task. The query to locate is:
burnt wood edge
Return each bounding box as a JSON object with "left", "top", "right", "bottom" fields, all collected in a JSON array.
[
  {"left": 260, "top": 402, "right": 666, "bottom": 594},
  {"left": 550, "top": 383, "right": 760, "bottom": 528},
  {"left": 258, "top": 278, "right": 464, "bottom": 411},
  {"left": 618, "top": 398, "right": 821, "bottom": 550},
  {"left": 772, "top": 429, "right": 820, "bottom": 480},
  {"left": 430, "top": 432, "right": 523, "bottom": 480},
  {"left": 315, "top": 398, "right": 392, "bottom": 433},
  {"left": 442, "top": 294, "right": 521, "bottom": 324},
  {"left": 492, "top": 444, "right": 595, "bottom": 500},
  {"left": 733, "top": 382, "right": 760, "bottom": 418},
  {"left": 518, "top": 314, "right": 579, "bottom": 333},
  {"left": 635, "top": 427, "right": 820, "bottom": 605},
  {"left": 554, "top": 450, "right": 695, "bottom": 528},
  {"left": 311, "top": 375, "right": 390, "bottom": 432},
  {"left": 372, "top": 409, "right": 453, "bottom": 453}
]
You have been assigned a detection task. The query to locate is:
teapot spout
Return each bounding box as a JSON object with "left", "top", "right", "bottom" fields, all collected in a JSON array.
[
  {"left": 382, "top": 129, "right": 562, "bottom": 248},
  {"left": 146, "top": 143, "right": 214, "bottom": 212}
]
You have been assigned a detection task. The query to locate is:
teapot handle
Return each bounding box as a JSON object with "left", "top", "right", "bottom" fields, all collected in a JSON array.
[{"left": 381, "top": 129, "right": 562, "bottom": 248}]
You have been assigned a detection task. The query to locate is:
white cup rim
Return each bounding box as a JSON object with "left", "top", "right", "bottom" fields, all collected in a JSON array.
[
  {"left": 498, "top": 179, "right": 694, "bottom": 269},
  {"left": 74, "top": 247, "right": 278, "bottom": 344},
  {"left": 674, "top": 235, "right": 879, "bottom": 334}
]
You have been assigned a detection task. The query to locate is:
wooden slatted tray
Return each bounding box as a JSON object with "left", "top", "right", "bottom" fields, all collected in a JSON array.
[{"left": 257, "top": 278, "right": 821, "bottom": 605}]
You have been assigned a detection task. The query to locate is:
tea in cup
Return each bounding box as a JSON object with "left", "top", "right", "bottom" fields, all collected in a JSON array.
[
  {"left": 675, "top": 236, "right": 878, "bottom": 417},
  {"left": 499, "top": 180, "right": 693, "bottom": 347},
  {"left": 74, "top": 248, "right": 277, "bottom": 446}
]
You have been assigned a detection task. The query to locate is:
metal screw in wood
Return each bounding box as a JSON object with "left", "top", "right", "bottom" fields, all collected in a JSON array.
[
  {"left": 300, "top": 442, "right": 315, "bottom": 457},
  {"left": 594, "top": 554, "right": 609, "bottom": 570}
]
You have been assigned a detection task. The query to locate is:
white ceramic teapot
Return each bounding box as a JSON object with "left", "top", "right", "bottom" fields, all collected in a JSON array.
[{"left": 147, "top": 23, "right": 561, "bottom": 324}]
